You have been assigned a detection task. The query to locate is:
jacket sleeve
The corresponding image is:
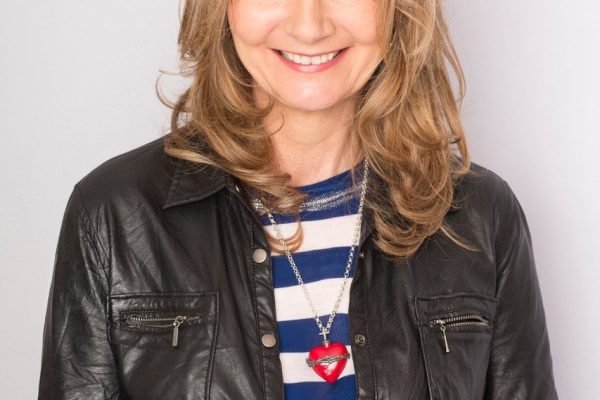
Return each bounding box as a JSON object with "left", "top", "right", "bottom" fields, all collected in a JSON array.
[
  {"left": 38, "top": 184, "right": 120, "bottom": 400},
  {"left": 483, "top": 179, "right": 559, "bottom": 399}
]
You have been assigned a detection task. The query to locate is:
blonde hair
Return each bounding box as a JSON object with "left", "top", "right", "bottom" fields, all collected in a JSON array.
[{"left": 159, "top": 0, "right": 476, "bottom": 260}]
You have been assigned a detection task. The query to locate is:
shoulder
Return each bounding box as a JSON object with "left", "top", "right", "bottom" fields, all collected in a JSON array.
[
  {"left": 454, "top": 161, "right": 511, "bottom": 208},
  {"left": 449, "top": 160, "right": 531, "bottom": 266},
  {"left": 449, "top": 160, "right": 529, "bottom": 254},
  {"left": 70, "top": 134, "right": 177, "bottom": 221},
  {"left": 452, "top": 160, "right": 520, "bottom": 221}
]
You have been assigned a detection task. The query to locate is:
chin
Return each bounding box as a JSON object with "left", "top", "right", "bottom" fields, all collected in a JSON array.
[
  {"left": 284, "top": 98, "right": 343, "bottom": 112},
  {"left": 278, "top": 90, "right": 346, "bottom": 112}
]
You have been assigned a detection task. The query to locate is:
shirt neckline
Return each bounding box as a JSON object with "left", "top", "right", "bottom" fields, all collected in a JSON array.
[{"left": 292, "top": 158, "right": 365, "bottom": 197}]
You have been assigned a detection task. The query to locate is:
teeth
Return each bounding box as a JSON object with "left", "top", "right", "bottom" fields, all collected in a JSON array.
[{"left": 279, "top": 50, "right": 340, "bottom": 65}]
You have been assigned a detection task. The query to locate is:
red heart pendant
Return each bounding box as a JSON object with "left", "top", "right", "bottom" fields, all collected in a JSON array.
[{"left": 306, "top": 341, "right": 350, "bottom": 384}]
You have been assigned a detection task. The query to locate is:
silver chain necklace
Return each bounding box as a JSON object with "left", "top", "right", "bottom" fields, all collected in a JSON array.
[{"left": 265, "top": 156, "right": 370, "bottom": 342}]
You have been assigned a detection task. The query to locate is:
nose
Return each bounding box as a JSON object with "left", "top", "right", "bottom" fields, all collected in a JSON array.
[{"left": 284, "top": 0, "right": 335, "bottom": 45}]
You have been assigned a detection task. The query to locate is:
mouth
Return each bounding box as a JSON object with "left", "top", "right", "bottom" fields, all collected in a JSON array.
[{"left": 273, "top": 47, "right": 347, "bottom": 66}]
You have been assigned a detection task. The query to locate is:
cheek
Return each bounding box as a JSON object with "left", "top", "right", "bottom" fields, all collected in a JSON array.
[
  {"left": 340, "top": 3, "right": 380, "bottom": 45},
  {"left": 227, "top": 2, "right": 280, "bottom": 47}
]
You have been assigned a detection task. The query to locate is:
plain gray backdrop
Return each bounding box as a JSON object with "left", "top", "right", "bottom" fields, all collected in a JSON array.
[{"left": 1, "top": 1, "right": 598, "bottom": 398}]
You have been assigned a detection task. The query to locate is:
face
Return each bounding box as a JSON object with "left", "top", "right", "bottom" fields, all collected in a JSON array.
[{"left": 227, "top": 0, "right": 383, "bottom": 113}]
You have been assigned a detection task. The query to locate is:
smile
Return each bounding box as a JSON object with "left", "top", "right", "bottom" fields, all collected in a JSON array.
[
  {"left": 273, "top": 47, "right": 348, "bottom": 73},
  {"left": 277, "top": 49, "right": 343, "bottom": 66}
]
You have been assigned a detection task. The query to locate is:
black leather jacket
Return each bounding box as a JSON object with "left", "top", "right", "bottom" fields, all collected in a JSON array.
[{"left": 38, "top": 135, "right": 559, "bottom": 400}]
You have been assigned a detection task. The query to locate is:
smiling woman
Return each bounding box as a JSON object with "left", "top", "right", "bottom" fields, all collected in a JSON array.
[
  {"left": 166, "top": 0, "right": 473, "bottom": 259},
  {"left": 37, "top": 0, "right": 559, "bottom": 399}
]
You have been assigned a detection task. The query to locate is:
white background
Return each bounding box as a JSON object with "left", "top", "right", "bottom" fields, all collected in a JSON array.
[{"left": 1, "top": 1, "right": 598, "bottom": 398}]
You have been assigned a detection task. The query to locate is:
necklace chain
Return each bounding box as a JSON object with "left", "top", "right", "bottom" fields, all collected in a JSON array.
[{"left": 265, "top": 157, "right": 370, "bottom": 341}]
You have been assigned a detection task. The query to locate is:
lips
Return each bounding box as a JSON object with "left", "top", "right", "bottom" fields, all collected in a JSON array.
[
  {"left": 275, "top": 48, "right": 346, "bottom": 59},
  {"left": 272, "top": 47, "right": 348, "bottom": 72}
]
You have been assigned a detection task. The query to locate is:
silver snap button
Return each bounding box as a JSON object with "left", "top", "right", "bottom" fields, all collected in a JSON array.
[
  {"left": 261, "top": 333, "right": 277, "bottom": 348},
  {"left": 359, "top": 251, "right": 364, "bottom": 259},
  {"left": 353, "top": 334, "right": 366, "bottom": 347},
  {"left": 234, "top": 184, "right": 241, "bottom": 192},
  {"left": 252, "top": 248, "right": 268, "bottom": 263}
]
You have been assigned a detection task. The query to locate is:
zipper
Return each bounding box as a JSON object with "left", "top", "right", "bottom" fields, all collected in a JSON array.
[
  {"left": 124, "top": 314, "right": 201, "bottom": 347},
  {"left": 429, "top": 313, "right": 491, "bottom": 353}
]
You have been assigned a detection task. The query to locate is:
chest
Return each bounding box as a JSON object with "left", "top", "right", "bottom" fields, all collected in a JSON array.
[{"left": 105, "top": 190, "right": 498, "bottom": 399}]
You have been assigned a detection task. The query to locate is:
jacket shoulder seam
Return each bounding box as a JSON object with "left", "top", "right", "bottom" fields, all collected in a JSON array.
[
  {"left": 74, "top": 183, "right": 110, "bottom": 271},
  {"left": 493, "top": 178, "right": 517, "bottom": 277}
]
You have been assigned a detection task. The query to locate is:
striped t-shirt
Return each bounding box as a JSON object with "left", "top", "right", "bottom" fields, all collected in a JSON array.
[{"left": 252, "top": 163, "right": 365, "bottom": 399}]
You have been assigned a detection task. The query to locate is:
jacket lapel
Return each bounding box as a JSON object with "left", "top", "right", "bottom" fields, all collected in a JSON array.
[{"left": 162, "top": 157, "right": 230, "bottom": 210}]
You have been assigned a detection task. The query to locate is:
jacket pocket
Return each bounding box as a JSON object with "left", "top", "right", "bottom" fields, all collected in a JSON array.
[
  {"left": 413, "top": 292, "right": 498, "bottom": 400},
  {"left": 108, "top": 291, "right": 218, "bottom": 400}
]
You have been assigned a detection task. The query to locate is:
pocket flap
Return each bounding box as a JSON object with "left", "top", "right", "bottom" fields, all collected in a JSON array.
[
  {"left": 108, "top": 291, "right": 217, "bottom": 348},
  {"left": 414, "top": 291, "right": 498, "bottom": 328}
]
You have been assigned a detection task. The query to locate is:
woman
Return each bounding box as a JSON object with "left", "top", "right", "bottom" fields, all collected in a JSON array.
[{"left": 38, "top": 0, "right": 559, "bottom": 399}]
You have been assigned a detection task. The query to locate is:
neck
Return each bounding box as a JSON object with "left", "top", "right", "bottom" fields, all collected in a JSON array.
[{"left": 259, "top": 92, "right": 362, "bottom": 187}]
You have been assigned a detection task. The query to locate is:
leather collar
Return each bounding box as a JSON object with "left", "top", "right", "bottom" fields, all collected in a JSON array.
[
  {"left": 162, "top": 155, "right": 376, "bottom": 248},
  {"left": 162, "top": 157, "right": 231, "bottom": 210}
]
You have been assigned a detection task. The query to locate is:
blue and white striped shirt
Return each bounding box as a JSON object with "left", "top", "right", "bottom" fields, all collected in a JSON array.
[{"left": 252, "top": 164, "right": 364, "bottom": 399}]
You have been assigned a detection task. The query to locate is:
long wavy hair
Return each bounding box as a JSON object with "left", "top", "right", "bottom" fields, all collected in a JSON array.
[{"left": 159, "top": 0, "right": 477, "bottom": 261}]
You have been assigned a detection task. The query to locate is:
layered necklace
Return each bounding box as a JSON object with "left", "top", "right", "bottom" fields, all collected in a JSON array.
[{"left": 264, "top": 156, "right": 370, "bottom": 384}]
